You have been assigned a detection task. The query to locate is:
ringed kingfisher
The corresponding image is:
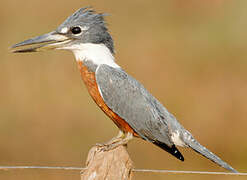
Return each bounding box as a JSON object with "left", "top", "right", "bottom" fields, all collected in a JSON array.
[{"left": 11, "top": 7, "right": 237, "bottom": 173}]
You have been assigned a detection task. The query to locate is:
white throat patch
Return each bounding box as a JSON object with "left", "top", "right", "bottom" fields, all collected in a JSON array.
[{"left": 67, "top": 43, "right": 120, "bottom": 68}]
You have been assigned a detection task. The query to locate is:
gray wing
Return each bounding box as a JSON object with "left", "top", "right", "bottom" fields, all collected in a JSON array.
[
  {"left": 95, "top": 64, "right": 238, "bottom": 172},
  {"left": 96, "top": 64, "right": 181, "bottom": 146}
]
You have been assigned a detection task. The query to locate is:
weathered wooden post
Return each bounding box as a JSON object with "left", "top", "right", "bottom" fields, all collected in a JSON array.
[{"left": 81, "top": 145, "right": 133, "bottom": 180}]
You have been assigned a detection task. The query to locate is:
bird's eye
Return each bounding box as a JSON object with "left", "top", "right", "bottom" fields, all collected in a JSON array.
[{"left": 71, "top": 26, "right": 82, "bottom": 34}]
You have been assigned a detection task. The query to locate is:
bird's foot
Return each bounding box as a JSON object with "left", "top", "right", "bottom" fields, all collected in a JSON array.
[
  {"left": 95, "top": 131, "right": 124, "bottom": 147},
  {"left": 96, "top": 131, "right": 133, "bottom": 151}
]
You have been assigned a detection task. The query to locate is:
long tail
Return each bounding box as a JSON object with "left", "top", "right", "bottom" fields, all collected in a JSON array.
[{"left": 182, "top": 131, "right": 238, "bottom": 173}]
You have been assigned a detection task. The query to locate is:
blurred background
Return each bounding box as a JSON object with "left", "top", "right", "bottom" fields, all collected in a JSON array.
[{"left": 1, "top": 0, "right": 247, "bottom": 179}]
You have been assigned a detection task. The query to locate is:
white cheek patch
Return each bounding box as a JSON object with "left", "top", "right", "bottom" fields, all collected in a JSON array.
[
  {"left": 81, "top": 26, "right": 89, "bottom": 31},
  {"left": 61, "top": 27, "right": 69, "bottom": 34},
  {"left": 61, "top": 26, "right": 88, "bottom": 34}
]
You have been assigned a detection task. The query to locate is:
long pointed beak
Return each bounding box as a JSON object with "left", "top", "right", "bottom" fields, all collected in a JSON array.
[{"left": 11, "top": 31, "right": 71, "bottom": 53}]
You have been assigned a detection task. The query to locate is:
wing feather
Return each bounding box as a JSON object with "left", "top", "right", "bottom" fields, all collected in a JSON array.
[
  {"left": 96, "top": 64, "right": 185, "bottom": 161},
  {"left": 96, "top": 64, "right": 173, "bottom": 146}
]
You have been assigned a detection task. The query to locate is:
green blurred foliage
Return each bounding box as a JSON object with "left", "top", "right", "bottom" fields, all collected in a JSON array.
[{"left": 1, "top": 0, "right": 247, "bottom": 179}]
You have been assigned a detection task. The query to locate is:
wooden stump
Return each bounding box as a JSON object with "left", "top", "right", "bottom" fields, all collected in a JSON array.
[{"left": 81, "top": 145, "right": 133, "bottom": 180}]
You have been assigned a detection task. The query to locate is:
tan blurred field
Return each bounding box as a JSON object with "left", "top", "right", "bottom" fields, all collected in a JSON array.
[{"left": 1, "top": 0, "right": 247, "bottom": 179}]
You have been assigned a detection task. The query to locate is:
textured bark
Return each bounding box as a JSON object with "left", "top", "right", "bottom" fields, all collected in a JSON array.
[{"left": 81, "top": 145, "right": 133, "bottom": 180}]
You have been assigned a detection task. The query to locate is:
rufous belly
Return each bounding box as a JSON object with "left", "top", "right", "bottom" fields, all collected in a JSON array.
[{"left": 77, "top": 61, "right": 138, "bottom": 137}]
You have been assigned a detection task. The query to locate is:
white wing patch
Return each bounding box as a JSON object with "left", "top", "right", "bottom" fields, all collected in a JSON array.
[
  {"left": 95, "top": 66, "right": 104, "bottom": 98},
  {"left": 171, "top": 130, "right": 185, "bottom": 147}
]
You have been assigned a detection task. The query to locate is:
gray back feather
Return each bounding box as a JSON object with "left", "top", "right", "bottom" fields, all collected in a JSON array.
[{"left": 96, "top": 64, "right": 181, "bottom": 146}]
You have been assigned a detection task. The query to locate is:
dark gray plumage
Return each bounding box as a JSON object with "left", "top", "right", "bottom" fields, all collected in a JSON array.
[{"left": 96, "top": 64, "right": 237, "bottom": 173}]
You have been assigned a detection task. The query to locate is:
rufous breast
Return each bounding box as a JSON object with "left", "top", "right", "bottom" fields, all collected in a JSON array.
[{"left": 77, "top": 61, "right": 138, "bottom": 137}]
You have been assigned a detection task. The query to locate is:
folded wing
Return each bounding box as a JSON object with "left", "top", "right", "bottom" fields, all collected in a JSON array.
[{"left": 95, "top": 64, "right": 184, "bottom": 161}]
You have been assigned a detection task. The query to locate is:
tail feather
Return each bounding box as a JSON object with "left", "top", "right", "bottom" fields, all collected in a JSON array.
[{"left": 183, "top": 135, "right": 238, "bottom": 173}]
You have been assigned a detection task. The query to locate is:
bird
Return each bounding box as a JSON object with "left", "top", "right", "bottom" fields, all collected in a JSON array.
[{"left": 11, "top": 7, "right": 238, "bottom": 173}]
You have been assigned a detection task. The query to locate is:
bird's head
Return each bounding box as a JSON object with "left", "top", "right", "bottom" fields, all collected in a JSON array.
[{"left": 11, "top": 7, "right": 114, "bottom": 55}]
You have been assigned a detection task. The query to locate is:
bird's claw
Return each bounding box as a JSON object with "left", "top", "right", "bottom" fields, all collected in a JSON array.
[
  {"left": 95, "top": 143, "right": 117, "bottom": 151},
  {"left": 95, "top": 131, "right": 133, "bottom": 152}
]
